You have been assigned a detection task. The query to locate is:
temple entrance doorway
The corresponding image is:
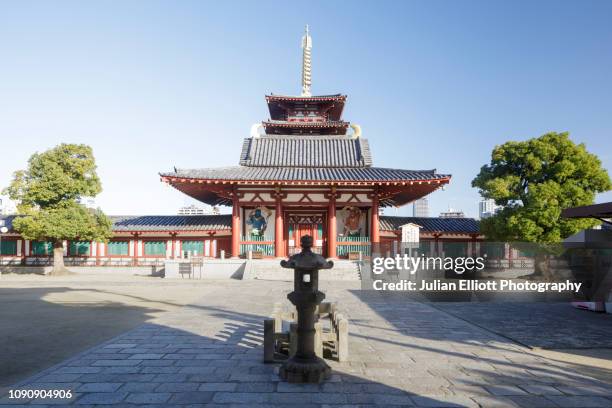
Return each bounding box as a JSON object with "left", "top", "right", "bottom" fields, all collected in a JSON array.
[{"left": 286, "top": 212, "right": 326, "bottom": 256}]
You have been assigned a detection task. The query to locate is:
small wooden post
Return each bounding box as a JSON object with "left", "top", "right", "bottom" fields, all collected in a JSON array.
[
  {"left": 272, "top": 302, "right": 283, "bottom": 333},
  {"left": 338, "top": 316, "right": 349, "bottom": 362},
  {"left": 314, "top": 321, "right": 323, "bottom": 358},
  {"left": 263, "top": 319, "right": 275, "bottom": 363}
]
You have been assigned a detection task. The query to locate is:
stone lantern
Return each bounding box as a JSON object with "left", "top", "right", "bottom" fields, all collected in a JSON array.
[{"left": 279, "top": 235, "right": 333, "bottom": 383}]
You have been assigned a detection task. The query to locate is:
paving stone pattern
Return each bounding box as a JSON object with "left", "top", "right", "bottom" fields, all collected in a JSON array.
[
  {"left": 432, "top": 302, "right": 612, "bottom": 349},
  {"left": 1, "top": 281, "right": 611, "bottom": 407}
]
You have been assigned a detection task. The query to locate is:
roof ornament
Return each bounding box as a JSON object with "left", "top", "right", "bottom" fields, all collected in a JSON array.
[
  {"left": 250, "top": 123, "right": 263, "bottom": 138},
  {"left": 350, "top": 124, "right": 361, "bottom": 139},
  {"left": 301, "top": 25, "right": 312, "bottom": 97}
]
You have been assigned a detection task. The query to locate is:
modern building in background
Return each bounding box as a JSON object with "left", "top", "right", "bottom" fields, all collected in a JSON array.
[
  {"left": 412, "top": 197, "right": 429, "bottom": 217},
  {"left": 439, "top": 208, "right": 465, "bottom": 218},
  {"left": 479, "top": 198, "right": 501, "bottom": 219}
]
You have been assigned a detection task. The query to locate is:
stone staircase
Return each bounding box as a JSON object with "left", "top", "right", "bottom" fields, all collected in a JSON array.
[{"left": 243, "top": 259, "right": 361, "bottom": 281}]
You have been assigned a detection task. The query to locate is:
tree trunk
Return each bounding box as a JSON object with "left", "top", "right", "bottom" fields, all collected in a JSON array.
[
  {"left": 534, "top": 253, "right": 553, "bottom": 281},
  {"left": 50, "top": 240, "right": 71, "bottom": 276},
  {"left": 520, "top": 253, "right": 552, "bottom": 281}
]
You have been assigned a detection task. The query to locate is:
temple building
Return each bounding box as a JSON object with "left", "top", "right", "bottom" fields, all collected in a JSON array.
[
  {"left": 160, "top": 27, "right": 454, "bottom": 259},
  {"left": 0, "top": 27, "right": 484, "bottom": 266}
]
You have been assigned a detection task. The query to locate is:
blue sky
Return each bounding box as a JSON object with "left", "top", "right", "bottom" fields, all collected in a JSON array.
[{"left": 1, "top": 0, "right": 610, "bottom": 217}]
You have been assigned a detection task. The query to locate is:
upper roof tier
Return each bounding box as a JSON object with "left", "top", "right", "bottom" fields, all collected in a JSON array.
[
  {"left": 239, "top": 135, "right": 372, "bottom": 168},
  {"left": 265, "top": 94, "right": 347, "bottom": 123},
  {"left": 262, "top": 120, "right": 349, "bottom": 135}
]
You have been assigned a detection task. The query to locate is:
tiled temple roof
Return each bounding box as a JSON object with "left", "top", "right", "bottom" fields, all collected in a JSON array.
[
  {"left": 380, "top": 216, "right": 480, "bottom": 234},
  {"left": 265, "top": 94, "right": 346, "bottom": 102},
  {"left": 262, "top": 120, "right": 349, "bottom": 127},
  {"left": 0, "top": 214, "right": 232, "bottom": 233},
  {"left": 1, "top": 214, "right": 479, "bottom": 234},
  {"left": 239, "top": 136, "right": 372, "bottom": 168},
  {"left": 110, "top": 215, "right": 232, "bottom": 231},
  {"left": 161, "top": 167, "right": 449, "bottom": 183}
]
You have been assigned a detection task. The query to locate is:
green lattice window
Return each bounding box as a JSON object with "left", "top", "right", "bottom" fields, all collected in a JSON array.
[
  {"left": 182, "top": 240, "right": 204, "bottom": 256},
  {"left": 32, "top": 241, "right": 52, "bottom": 256},
  {"left": 144, "top": 241, "right": 166, "bottom": 256},
  {"left": 419, "top": 241, "right": 431, "bottom": 256},
  {"left": 69, "top": 241, "right": 90, "bottom": 256},
  {"left": 0, "top": 240, "right": 17, "bottom": 255},
  {"left": 482, "top": 242, "right": 505, "bottom": 259},
  {"left": 443, "top": 242, "right": 467, "bottom": 258},
  {"left": 107, "top": 241, "right": 129, "bottom": 256}
]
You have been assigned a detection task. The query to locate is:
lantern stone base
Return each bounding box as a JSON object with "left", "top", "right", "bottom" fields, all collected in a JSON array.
[{"left": 279, "top": 356, "right": 331, "bottom": 383}]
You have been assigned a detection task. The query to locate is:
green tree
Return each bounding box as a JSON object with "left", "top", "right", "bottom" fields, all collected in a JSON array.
[
  {"left": 3, "top": 144, "right": 113, "bottom": 275},
  {"left": 472, "top": 132, "right": 611, "bottom": 278}
]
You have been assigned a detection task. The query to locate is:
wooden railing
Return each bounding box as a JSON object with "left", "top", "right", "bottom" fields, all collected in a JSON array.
[
  {"left": 336, "top": 236, "right": 371, "bottom": 257},
  {"left": 240, "top": 236, "right": 274, "bottom": 257},
  {"left": 288, "top": 246, "right": 323, "bottom": 256}
]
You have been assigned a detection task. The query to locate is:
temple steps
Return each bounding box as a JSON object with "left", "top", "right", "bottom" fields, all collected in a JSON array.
[{"left": 242, "top": 259, "right": 361, "bottom": 281}]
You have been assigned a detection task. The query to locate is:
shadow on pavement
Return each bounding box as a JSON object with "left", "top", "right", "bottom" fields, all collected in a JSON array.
[{"left": 1, "top": 289, "right": 474, "bottom": 407}]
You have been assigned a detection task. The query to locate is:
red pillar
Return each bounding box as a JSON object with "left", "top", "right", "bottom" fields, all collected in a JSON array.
[
  {"left": 371, "top": 196, "right": 380, "bottom": 243},
  {"left": 275, "top": 196, "right": 284, "bottom": 258},
  {"left": 171, "top": 234, "right": 176, "bottom": 260},
  {"left": 231, "top": 195, "right": 241, "bottom": 258},
  {"left": 371, "top": 195, "right": 380, "bottom": 246},
  {"left": 327, "top": 196, "right": 337, "bottom": 258}
]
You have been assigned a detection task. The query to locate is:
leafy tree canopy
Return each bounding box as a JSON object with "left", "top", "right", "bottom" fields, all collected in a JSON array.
[
  {"left": 3, "top": 144, "right": 112, "bottom": 243},
  {"left": 472, "top": 132, "right": 611, "bottom": 244}
]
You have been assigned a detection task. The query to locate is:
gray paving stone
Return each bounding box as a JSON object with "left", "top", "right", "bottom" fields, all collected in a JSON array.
[
  {"left": 75, "top": 392, "right": 128, "bottom": 404},
  {"left": 276, "top": 382, "right": 322, "bottom": 393},
  {"left": 167, "top": 391, "right": 214, "bottom": 404},
  {"left": 268, "top": 392, "right": 313, "bottom": 404},
  {"left": 127, "top": 353, "right": 165, "bottom": 360},
  {"left": 91, "top": 360, "right": 142, "bottom": 367},
  {"left": 235, "top": 382, "right": 276, "bottom": 392},
  {"left": 198, "top": 382, "right": 237, "bottom": 392},
  {"left": 486, "top": 385, "right": 529, "bottom": 396},
  {"left": 545, "top": 396, "right": 612, "bottom": 408},
  {"left": 124, "top": 392, "right": 171, "bottom": 404},
  {"left": 177, "top": 366, "right": 216, "bottom": 374},
  {"left": 507, "top": 395, "right": 561, "bottom": 408},
  {"left": 76, "top": 383, "right": 122, "bottom": 392},
  {"left": 470, "top": 396, "right": 522, "bottom": 408},
  {"left": 154, "top": 382, "right": 200, "bottom": 392},
  {"left": 555, "top": 385, "right": 612, "bottom": 397},
  {"left": 140, "top": 366, "right": 180, "bottom": 374},
  {"left": 53, "top": 367, "right": 102, "bottom": 375},
  {"left": 410, "top": 394, "right": 478, "bottom": 407},
  {"left": 100, "top": 366, "right": 140, "bottom": 374},
  {"left": 36, "top": 374, "right": 82, "bottom": 383},
  {"left": 519, "top": 384, "right": 564, "bottom": 396},
  {"left": 117, "top": 382, "right": 160, "bottom": 392},
  {"left": 213, "top": 391, "right": 271, "bottom": 404}
]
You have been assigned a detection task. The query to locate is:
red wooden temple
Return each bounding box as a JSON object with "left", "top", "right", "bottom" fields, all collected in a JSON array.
[{"left": 159, "top": 27, "right": 451, "bottom": 259}]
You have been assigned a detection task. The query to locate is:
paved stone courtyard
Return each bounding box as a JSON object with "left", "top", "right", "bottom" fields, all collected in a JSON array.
[{"left": 1, "top": 280, "right": 611, "bottom": 407}]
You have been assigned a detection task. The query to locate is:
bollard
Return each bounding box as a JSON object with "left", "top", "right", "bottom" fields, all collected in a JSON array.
[{"left": 263, "top": 319, "right": 275, "bottom": 363}]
